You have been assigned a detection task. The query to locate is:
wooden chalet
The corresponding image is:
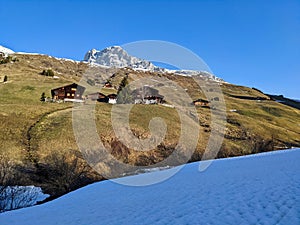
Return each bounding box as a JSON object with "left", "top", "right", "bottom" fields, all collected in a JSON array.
[
  {"left": 132, "top": 86, "right": 164, "bottom": 104},
  {"left": 193, "top": 99, "right": 210, "bottom": 107},
  {"left": 86, "top": 92, "right": 117, "bottom": 104},
  {"left": 51, "top": 83, "right": 85, "bottom": 101}
]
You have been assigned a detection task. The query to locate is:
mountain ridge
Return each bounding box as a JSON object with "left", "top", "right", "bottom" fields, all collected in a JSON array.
[
  {"left": 83, "top": 46, "right": 224, "bottom": 82},
  {"left": 0, "top": 44, "right": 223, "bottom": 82}
]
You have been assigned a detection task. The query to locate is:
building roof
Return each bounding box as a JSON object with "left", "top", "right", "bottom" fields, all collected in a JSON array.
[{"left": 51, "top": 83, "right": 85, "bottom": 91}]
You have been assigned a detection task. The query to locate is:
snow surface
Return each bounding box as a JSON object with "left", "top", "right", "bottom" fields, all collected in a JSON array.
[
  {"left": 50, "top": 56, "right": 82, "bottom": 64},
  {"left": 1, "top": 149, "right": 299, "bottom": 225},
  {"left": 15, "top": 52, "right": 43, "bottom": 56},
  {"left": 15, "top": 53, "right": 82, "bottom": 64},
  {"left": 0, "top": 46, "right": 14, "bottom": 56},
  {"left": 165, "top": 69, "right": 225, "bottom": 82}
]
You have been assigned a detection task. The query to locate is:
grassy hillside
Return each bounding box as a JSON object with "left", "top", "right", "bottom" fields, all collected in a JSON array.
[{"left": 1, "top": 53, "right": 300, "bottom": 198}]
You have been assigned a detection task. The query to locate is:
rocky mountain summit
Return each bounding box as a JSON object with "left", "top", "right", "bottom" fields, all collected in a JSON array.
[{"left": 84, "top": 46, "right": 156, "bottom": 70}]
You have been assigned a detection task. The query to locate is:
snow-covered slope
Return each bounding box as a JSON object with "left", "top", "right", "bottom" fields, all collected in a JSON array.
[
  {"left": 84, "top": 46, "right": 156, "bottom": 70},
  {"left": 167, "top": 69, "right": 224, "bottom": 82},
  {"left": 1, "top": 149, "right": 299, "bottom": 225},
  {"left": 0, "top": 45, "right": 14, "bottom": 56}
]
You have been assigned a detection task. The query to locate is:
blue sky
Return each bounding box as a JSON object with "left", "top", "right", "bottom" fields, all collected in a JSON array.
[{"left": 0, "top": 0, "right": 299, "bottom": 99}]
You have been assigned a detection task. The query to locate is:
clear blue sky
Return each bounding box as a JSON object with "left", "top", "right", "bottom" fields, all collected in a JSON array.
[{"left": 0, "top": 0, "right": 299, "bottom": 99}]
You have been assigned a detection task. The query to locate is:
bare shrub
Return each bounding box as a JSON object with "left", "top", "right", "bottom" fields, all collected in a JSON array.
[
  {"left": 35, "top": 151, "right": 95, "bottom": 198},
  {"left": 111, "top": 140, "right": 130, "bottom": 163},
  {"left": 250, "top": 136, "right": 275, "bottom": 154},
  {"left": 0, "top": 155, "right": 40, "bottom": 212},
  {"left": 0, "top": 186, "right": 40, "bottom": 212}
]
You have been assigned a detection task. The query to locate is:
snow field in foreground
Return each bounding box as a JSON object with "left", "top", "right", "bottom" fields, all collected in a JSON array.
[{"left": 0, "top": 149, "right": 299, "bottom": 225}]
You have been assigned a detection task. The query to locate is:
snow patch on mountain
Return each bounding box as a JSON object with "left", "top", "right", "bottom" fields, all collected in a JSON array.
[
  {"left": 0, "top": 46, "right": 14, "bottom": 56},
  {"left": 167, "top": 69, "right": 224, "bottom": 82},
  {"left": 15, "top": 52, "right": 42, "bottom": 56},
  {"left": 48, "top": 55, "right": 83, "bottom": 64}
]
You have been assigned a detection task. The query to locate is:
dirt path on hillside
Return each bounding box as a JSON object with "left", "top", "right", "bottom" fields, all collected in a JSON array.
[{"left": 25, "top": 106, "right": 73, "bottom": 165}]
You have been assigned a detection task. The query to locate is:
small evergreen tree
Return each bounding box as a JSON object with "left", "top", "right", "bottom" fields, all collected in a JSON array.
[
  {"left": 117, "top": 76, "right": 132, "bottom": 104},
  {"left": 117, "top": 76, "right": 129, "bottom": 94},
  {"left": 3, "top": 75, "right": 7, "bottom": 82},
  {"left": 40, "top": 92, "right": 46, "bottom": 102},
  {"left": 117, "top": 86, "right": 133, "bottom": 104}
]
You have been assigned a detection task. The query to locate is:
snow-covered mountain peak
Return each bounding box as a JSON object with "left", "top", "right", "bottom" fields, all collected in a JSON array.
[
  {"left": 0, "top": 45, "right": 14, "bottom": 56},
  {"left": 84, "top": 46, "right": 156, "bottom": 70}
]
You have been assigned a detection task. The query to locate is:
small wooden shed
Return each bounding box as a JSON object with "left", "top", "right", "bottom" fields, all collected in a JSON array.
[{"left": 87, "top": 92, "right": 108, "bottom": 102}]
